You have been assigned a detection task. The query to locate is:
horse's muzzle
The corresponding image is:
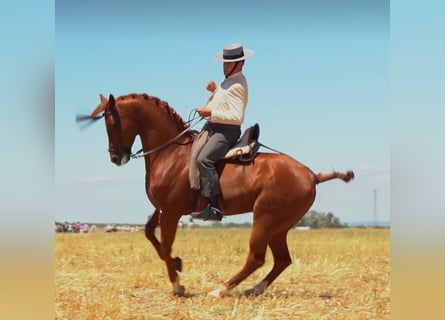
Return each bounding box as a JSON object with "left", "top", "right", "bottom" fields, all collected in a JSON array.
[{"left": 110, "top": 152, "right": 130, "bottom": 166}]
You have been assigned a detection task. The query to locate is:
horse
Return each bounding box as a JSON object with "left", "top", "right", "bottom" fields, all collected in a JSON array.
[{"left": 81, "top": 93, "right": 354, "bottom": 297}]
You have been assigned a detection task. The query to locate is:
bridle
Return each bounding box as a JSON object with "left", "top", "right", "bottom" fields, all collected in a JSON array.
[
  {"left": 107, "top": 105, "right": 205, "bottom": 160},
  {"left": 77, "top": 104, "right": 206, "bottom": 161},
  {"left": 105, "top": 105, "right": 132, "bottom": 162}
]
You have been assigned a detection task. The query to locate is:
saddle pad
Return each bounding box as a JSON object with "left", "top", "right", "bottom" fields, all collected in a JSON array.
[
  {"left": 223, "top": 123, "right": 259, "bottom": 161},
  {"left": 224, "top": 142, "right": 257, "bottom": 159}
]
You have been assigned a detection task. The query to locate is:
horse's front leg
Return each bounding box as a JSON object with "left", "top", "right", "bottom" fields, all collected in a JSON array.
[
  {"left": 144, "top": 209, "right": 161, "bottom": 257},
  {"left": 158, "top": 209, "right": 185, "bottom": 296},
  {"left": 145, "top": 208, "right": 183, "bottom": 272}
]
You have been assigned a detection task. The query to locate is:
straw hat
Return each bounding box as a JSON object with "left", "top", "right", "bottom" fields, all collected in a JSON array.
[{"left": 215, "top": 43, "right": 254, "bottom": 62}]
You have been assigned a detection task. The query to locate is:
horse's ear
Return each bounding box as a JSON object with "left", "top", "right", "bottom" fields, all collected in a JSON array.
[
  {"left": 88, "top": 94, "right": 108, "bottom": 118},
  {"left": 108, "top": 94, "right": 116, "bottom": 108},
  {"left": 78, "top": 94, "right": 108, "bottom": 125}
]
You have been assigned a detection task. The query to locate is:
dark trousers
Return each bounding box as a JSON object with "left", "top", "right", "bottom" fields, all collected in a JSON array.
[{"left": 197, "top": 123, "right": 241, "bottom": 198}]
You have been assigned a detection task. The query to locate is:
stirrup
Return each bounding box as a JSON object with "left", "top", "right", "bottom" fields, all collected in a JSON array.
[{"left": 190, "top": 205, "right": 223, "bottom": 221}]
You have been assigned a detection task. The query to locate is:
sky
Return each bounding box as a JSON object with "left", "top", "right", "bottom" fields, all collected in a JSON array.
[
  {"left": 55, "top": 0, "right": 390, "bottom": 225},
  {"left": 4, "top": 1, "right": 445, "bottom": 319}
]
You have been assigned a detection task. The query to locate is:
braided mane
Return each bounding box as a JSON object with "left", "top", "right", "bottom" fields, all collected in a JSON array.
[{"left": 116, "top": 93, "right": 189, "bottom": 132}]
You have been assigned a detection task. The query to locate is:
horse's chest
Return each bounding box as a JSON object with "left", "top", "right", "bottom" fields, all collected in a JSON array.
[{"left": 145, "top": 181, "right": 170, "bottom": 205}]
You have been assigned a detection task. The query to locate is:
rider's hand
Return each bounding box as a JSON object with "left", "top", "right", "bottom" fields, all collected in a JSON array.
[
  {"left": 196, "top": 107, "right": 212, "bottom": 118},
  {"left": 206, "top": 80, "right": 217, "bottom": 92}
]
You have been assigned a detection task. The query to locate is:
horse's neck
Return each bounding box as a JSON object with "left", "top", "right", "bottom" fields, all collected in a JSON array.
[
  {"left": 134, "top": 101, "right": 185, "bottom": 151},
  {"left": 132, "top": 101, "right": 192, "bottom": 176},
  {"left": 138, "top": 123, "right": 188, "bottom": 156},
  {"left": 142, "top": 139, "right": 192, "bottom": 189}
]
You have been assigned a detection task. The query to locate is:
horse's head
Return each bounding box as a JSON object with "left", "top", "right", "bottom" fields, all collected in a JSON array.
[
  {"left": 92, "top": 94, "right": 138, "bottom": 166},
  {"left": 82, "top": 92, "right": 191, "bottom": 167}
]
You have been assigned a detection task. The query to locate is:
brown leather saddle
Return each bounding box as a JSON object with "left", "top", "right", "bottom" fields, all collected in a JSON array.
[{"left": 223, "top": 123, "right": 260, "bottom": 162}]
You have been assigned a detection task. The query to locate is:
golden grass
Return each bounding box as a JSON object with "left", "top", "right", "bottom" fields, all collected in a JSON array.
[{"left": 55, "top": 228, "right": 389, "bottom": 320}]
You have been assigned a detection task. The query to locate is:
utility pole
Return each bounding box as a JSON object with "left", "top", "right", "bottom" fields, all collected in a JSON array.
[{"left": 373, "top": 189, "right": 378, "bottom": 227}]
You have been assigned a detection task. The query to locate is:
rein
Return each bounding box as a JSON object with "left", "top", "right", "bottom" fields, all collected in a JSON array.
[
  {"left": 78, "top": 110, "right": 285, "bottom": 159},
  {"left": 130, "top": 119, "right": 287, "bottom": 159},
  {"left": 131, "top": 115, "right": 204, "bottom": 159}
]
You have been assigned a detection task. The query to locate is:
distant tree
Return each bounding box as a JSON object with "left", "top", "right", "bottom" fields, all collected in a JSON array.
[
  {"left": 295, "top": 210, "right": 346, "bottom": 229},
  {"left": 223, "top": 222, "right": 252, "bottom": 228},
  {"left": 223, "top": 222, "right": 238, "bottom": 228},
  {"left": 210, "top": 222, "right": 224, "bottom": 228}
]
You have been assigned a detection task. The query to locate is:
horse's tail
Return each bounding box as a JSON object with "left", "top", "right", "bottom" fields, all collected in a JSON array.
[{"left": 315, "top": 170, "right": 355, "bottom": 184}]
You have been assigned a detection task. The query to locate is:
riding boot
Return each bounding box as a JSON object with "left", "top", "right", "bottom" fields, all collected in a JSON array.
[
  {"left": 209, "top": 194, "right": 223, "bottom": 212},
  {"left": 190, "top": 195, "right": 223, "bottom": 221}
]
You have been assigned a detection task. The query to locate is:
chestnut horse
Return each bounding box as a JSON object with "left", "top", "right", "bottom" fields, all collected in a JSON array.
[{"left": 83, "top": 93, "right": 354, "bottom": 297}]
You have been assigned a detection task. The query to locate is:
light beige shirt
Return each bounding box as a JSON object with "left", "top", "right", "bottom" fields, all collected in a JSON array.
[{"left": 207, "top": 72, "right": 248, "bottom": 125}]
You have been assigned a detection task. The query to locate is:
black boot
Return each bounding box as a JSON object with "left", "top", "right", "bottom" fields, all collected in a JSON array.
[
  {"left": 209, "top": 194, "right": 223, "bottom": 212},
  {"left": 190, "top": 195, "right": 223, "bottom": 221}
]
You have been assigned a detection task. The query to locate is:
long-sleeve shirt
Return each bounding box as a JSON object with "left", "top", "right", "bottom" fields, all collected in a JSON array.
[{"left": 207, "top": 72, "right": 248, "bottom": 126}]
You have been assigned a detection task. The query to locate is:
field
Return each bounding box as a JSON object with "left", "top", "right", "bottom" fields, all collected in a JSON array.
[{"left": 55, "top": 228, "right": 390, "bottom": 320}]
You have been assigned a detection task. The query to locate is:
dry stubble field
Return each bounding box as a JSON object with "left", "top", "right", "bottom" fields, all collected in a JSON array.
[{"left": 55, "top": 228, "right": 389, "bottom": 320}]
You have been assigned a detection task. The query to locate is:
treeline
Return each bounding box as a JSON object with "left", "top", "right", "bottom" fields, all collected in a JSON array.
[
  {"left": 82, "top": 210, "right": 348, "bottom": 230},
  {"left": 203, "top": 210, "right": 347, "bottom": 229},
  {"left": 295, "top": 210, "right": 347, "bottom": 228}
]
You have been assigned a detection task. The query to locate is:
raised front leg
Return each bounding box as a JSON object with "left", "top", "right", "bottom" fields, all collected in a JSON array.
[
  {"left": 144, "top": 209, "right": 161, "bottom": 258},
  {"left": 145, "top": 209, "right": 183, "bottom": 272},
  {"left": 158, "top": 209, "right": 185, "bottom": 296}
]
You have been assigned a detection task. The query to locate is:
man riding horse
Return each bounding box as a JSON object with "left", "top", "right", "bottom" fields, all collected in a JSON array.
[{"left": 191, "top": 43, "right": 254, "bottom": 221}]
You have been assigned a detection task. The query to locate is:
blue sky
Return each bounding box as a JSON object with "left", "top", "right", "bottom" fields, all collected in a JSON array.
[
  {"left": 55, "top": 0, "right": 389, "bottom": 225},
  {"left": 4, "top": 1, "right": 445, "bottom": 319}
]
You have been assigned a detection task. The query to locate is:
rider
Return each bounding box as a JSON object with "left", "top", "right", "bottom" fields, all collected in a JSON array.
[{"left": 191, "top": 43, "right": 253, "bottom": 221}]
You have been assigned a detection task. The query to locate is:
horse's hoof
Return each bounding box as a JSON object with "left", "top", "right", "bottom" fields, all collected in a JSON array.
[
  {"left": 208, "top": 287, "right": 230, "bottom": 298},
  {"left": 172, "top": 284, "right": 186, "bottom": 297},
  {"left": 244, "top": 286, "right": 267, "bottom": 296},
  {"left": 244, "top": 288, "right": 262, "bottom": 296},
  {"left": 244, "top": 281, "right": 267, "bottom": 296}
]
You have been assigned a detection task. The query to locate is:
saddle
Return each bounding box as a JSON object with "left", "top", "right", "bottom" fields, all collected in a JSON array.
[
  {"left": 223, "top": 123, "right": 260, "bottom": 162},
  {"left": 188, "top": 123, "right": 260, "bottom": 193},
  {"left": 188, "top": 123, "right": 260, "bottom": 212}
]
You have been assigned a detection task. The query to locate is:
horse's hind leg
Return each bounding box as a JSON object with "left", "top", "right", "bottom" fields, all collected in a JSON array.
[
  {"left": 245, "top": 229, "right": 292, "bottom": 296},
  {"left": 209, "top": 225, "right": 269, "bottom": 297}
]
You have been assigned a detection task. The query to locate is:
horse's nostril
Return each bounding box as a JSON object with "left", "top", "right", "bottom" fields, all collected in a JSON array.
[{"left": 111, "top": 155, "right": 119, "bottom": 163}]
